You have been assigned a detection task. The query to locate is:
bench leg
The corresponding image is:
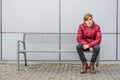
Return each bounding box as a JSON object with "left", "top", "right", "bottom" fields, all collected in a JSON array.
[
  {"left": 17, "top": 52, "right": 20, "bottom": 71},
  {"left": 24, "top": 52, "right": 27, "bottom": 66},
  {"left": 96, "top": 54, "right": 100, "bottom": 72}
]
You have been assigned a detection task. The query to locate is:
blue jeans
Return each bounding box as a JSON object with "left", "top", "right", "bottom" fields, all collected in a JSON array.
[{"left": 76, "top": 44, "right": 100, "bottom": 62}]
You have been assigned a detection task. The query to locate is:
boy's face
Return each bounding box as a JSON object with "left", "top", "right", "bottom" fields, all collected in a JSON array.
[{"left": 85, "top": 17, "right": 93, "bottom": 27}]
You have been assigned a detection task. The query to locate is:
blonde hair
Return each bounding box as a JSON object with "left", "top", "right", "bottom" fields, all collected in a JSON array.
[{"left": 83, "top": 13, "right": 93, "bottom": 21}]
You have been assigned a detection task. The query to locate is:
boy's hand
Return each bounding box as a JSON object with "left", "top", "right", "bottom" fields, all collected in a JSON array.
[
  {"left": 83, "top": 45, "right": 89, "bottom": 50},
  {"left": 89, "top": 47, "right": 93, "bottom": 52}
]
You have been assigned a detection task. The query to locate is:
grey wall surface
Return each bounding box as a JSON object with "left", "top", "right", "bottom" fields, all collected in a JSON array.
[
  {"left": 2, "top": 0, "right": 59, "bottom": 33},
  {"left": 61, "top": 0, "right": 116, "bottom": 33},
  {"left": 118, "top": 35, "right": 120, "bottom": 60},
  {"left": 118, "top": 0, "right": 120, "bottom": 60},
  {"left": 1, "top": 0, "right": 120, "bottom": 61},
  {"left": 0, "top": 0, "right": 2, "bottom": 60}
]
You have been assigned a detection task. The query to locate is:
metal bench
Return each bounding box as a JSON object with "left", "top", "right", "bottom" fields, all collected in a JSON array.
[{"left": 17, "top": 33, "right": 100, "bottom": 71}]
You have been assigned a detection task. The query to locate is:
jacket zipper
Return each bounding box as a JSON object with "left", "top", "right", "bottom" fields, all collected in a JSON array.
[{"left": 88, "top": 28, "right": 90, "bottom": 37}]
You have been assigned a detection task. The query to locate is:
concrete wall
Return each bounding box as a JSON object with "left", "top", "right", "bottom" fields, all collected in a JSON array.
[
  {"left": 1, "top": 0, "right": 119, "bottom": 61},
  {"left": 0, "top": 0, "right": 2, "bottom": 60}
]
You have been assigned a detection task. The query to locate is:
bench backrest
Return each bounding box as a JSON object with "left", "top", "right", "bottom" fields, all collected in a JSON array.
[
  {"left": 23, "top": 33, "right": 59, "bottom": 43},
  {"left": 23, "top": 33, "right": 77, "bottom": 50}
]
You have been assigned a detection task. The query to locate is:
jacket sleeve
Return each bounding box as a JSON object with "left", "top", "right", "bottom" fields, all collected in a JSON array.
[
  {"left": 76, "top": 25, "right": 88, "bottom": 45},
  {"left": 88, "top": 27, "right": 102, "bottom": 47}
]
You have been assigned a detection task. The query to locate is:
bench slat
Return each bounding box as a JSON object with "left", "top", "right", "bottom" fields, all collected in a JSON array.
[{"left": 19, "top": 50, "right": 77, "bottom": 53}]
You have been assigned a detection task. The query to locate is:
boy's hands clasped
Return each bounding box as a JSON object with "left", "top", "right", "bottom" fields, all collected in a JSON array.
[{"left": 83, "top": 45, "right": 93, "bottom": 52}]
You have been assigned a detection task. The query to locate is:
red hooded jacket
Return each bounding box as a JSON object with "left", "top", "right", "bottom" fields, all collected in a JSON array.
[{"left": 76, "top": 22, "right": 102, "bottom": 47}]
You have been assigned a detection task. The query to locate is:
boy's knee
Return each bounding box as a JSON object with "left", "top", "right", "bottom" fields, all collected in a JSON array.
[
  {"left": 94, "top": 45, "right": 100, "bottom": 50},
  {"left": 76, "top": 44, "right": 83, "bottom": 49}
]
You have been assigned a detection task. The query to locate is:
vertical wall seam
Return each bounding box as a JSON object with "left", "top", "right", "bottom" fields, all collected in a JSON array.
[
  {"left": 59, "top": 0, "right": 61, "bottom": 60},
  {"left": 116, "top": 0, "right": 118, "bottom": 60}
]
